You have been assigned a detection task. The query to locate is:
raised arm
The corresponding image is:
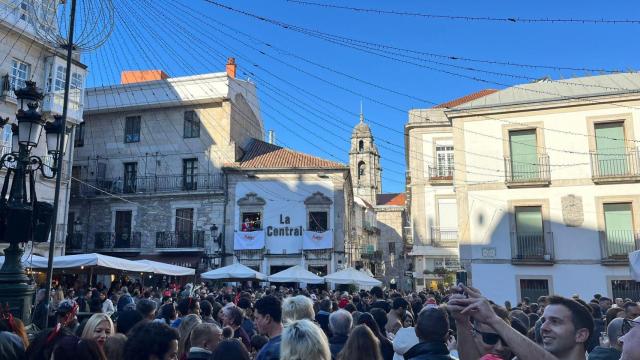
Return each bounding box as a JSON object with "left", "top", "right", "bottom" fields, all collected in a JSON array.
[{"left": 447, "top": 293, "right": 483, "bottom": 360}]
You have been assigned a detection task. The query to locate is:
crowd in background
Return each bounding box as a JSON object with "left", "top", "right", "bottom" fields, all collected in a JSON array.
[{"left": 0, "top": 278, "right": 638, "bottom": 360}]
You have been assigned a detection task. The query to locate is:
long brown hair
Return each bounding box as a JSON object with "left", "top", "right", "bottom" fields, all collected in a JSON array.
[{"left": 337, "top": 325, "right": 382, "bottom": 360}]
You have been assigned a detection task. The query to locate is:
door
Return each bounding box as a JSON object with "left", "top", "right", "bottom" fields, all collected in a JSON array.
[
  {"left": 114, "top": 211, "right": 132, "bottom": 248},
  {"left": 603, "top": 203, "right": 634, "bottom": 256},
  {"left": 123, "top": 162, "right": 137, "bottom": 193},
  {"left": 515, "top": 206, "right": 544, "bottom": 258},
  {"left": 510, "top": 130, "right": 538, "bottom": 181},
  {"left": 183, "top": 159, "right": 198, "bottom": 190},
  {"left": 595, "top": 122, "right": 627, "bottom": 176},
  {"left": 175, "top": 208, "right": 194, "bottom": 247},
  {"left": 436, "top": 198, "right": 458, "bottom": 244}
]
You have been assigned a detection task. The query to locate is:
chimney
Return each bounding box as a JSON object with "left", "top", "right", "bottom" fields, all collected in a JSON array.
[
  {"left": 268, "top": 130, "right": 275, "bottom": 144},
  {"left": 226, "top": 57, "right": 237, "bottom": 79},
  {"left": 121, "top": 70, "right": 169, "bottom": 84}
]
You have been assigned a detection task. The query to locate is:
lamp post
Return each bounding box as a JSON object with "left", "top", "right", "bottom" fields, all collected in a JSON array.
[{"left": 0, "top": 81, "right": 68, "bottom": 321}]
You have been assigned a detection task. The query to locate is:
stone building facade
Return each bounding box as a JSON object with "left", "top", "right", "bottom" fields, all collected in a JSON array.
[{"left": 69, "top": 63, "right": 263, "bottom": 269}]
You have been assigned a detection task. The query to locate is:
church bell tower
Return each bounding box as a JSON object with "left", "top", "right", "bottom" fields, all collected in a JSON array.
[{"left": 349, "top": 109, "right": 381, "bottom": 205}]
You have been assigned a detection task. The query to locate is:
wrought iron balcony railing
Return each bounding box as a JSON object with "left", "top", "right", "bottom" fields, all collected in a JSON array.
[
  {"left": 590, "top": 150, "right": 640, "bottom": 182},
  {"left": 156, "top": 230, "right": 206, "bottom": 249},
  {"left": 510, "top": 231, "right": 554, "bottom": 264},
  {"left": 428, "top": 165, "right": 454, "bottom": 183},
  {"left": 72, "top": 173, "right": 223, "bottom": 197},
  {"left": 504, "top": 154, "right": 550, "bottom": 186},
  {"left": 93, "top": 231, "right": 142, "bottom": 250},
  {"left": 65, "top": 233, "right": 84, "bottom": 252},
  {"left": 600, "top": 230, "right": 640, "bottom": 263},
  {"left": 431, "top": 227, "right": 458, "bottom": 248}
]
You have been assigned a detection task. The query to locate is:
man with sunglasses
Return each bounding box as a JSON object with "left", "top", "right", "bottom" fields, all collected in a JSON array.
[
  {"left": 449, "top": 285, "right": 593, "bottom": 360},
  {"left": 619, "top": 317, "right": 640, "bottom": 360}
]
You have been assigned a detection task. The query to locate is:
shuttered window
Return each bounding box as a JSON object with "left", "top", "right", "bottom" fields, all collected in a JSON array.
[
  {"left": 124, "top": 116, "right": 141, "bottom": 143},
  {"left": 509, "top": 130, "right": 538, "bottom": 180},
  {"left": 595, "top": 122, "right": 626, "bottom": 176},
  {"left": 603, "top": 203, "right": 634, "bottom": 256},
  {"left": 515, "top": 206, "right": 545, "bottom": 258}
]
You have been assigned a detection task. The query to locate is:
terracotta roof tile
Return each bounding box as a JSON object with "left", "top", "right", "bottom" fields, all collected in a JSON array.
[
  {"left": 433, "top": 89, "right": 498, "bottom": 109},
  {"left": 376, "top": 193, "right": 406, "bottom": 206},
  {"left": 227, "top": 139, "right": 347, "bottom": 169}
]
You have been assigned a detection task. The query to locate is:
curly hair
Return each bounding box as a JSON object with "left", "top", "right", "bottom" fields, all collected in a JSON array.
[{"left": 123, "top": 321, "right": 179, "bottom": 360}]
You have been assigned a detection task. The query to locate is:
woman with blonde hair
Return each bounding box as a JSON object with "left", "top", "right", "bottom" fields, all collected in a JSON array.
[
  {"left": 177, "top": 313, "right": 202, "bottom": 358},
  {"left": 281, "top": 295, "right": 315, "bottom": 323},
  {"left": 338, "top": 324, "right": 382, "bottom": 360},
  {"left": 81, "top": 313, "right": 114, "bottom": 349},
  {"left": 281, "top": 319, "right": 331, "bottom": 360}
]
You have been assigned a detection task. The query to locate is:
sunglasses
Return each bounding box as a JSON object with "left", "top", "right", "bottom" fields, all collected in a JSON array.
[
  {"left": 622, "top": 319, "right": 640, "bottom": 336},
  {"left": 473, "top": 327, "right": 506, "bottom": 345}
]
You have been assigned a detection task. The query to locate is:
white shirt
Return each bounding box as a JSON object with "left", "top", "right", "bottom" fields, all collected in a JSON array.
[{"left": 102, "top": 299, "right": 115, "bottom": 315}]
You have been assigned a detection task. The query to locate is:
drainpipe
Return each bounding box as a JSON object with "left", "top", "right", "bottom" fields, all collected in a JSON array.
[{"left": 221, "top": 172, "right": 229, "bottom": 266}]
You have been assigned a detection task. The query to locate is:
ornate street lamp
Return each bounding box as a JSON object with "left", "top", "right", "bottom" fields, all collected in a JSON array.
[{"left": 0, "top": 81, "right": 67, "bottom": 321}]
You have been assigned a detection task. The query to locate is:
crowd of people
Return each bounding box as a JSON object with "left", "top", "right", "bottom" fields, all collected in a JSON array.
[{"left": 0, "top": 279, "right": 638, "bottom": 360}]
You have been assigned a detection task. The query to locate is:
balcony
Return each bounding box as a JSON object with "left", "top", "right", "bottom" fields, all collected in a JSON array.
[
  {"left": 41, "top": 155, "right": 70, "bottom": 181},
  {"left": 403, "top": 226, "right": 414, "bottom": 246},
  {"left": 156, "top": 231, "right": 205, "bottom": 251},
  {"left": 65, "top": 233, "right": 84, "bottom": 253},
  {"left": 0, "top": 74, "right": 16, "bottom": 103},
  {"left": 600, "top": 230, "right": 640, "bottom": 265},
  {"left": 428, "top": 165, "right": 454, "bottom": 184},
  {"left": 72, "top": 173, "right": 223, "bottom": 198},
  {"left": 510, "top": 231, "right": 554, "bottom": 265},
  {"left": 431, "top": 227, "right": 458, "bottom": 248},
  {"left": 93, "top": 232, "right": 141, "bottom": 252},
  {"left": 590, "top": 150, "right": 640, "bottom": 184},
  {"left": 504, "top": 154, "right": 551, "bottom": 187}
]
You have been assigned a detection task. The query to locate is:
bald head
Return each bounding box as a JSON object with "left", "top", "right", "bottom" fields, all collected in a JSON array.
[
  {"left": 190, "top": 323, "right": 222, "bottom": 352},
  {"left": 607, "top": 317, "right": 624, "bottom": 350}
]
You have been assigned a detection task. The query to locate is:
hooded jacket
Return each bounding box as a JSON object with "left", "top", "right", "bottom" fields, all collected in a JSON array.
[
  {"left": 393, "top": 327, "right": 419, "bottom": 360},
  {"left": 403, "top": 341, "right": 455, "bottom": 360},
  {"left": 587, "top": 346, "right": 621, "bottom": 360}
]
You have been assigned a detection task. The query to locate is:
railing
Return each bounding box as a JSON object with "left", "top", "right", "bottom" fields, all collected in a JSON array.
[
  {"left": 600, "top": 230, "right": 640, "bottom": 262},
  {"left": 0, "top": 144, "right": 11, "bottom": 158},
  {"left": 431, "top": 227, "right": 458, "bottom": 247},
  {"left": 65, "top": 233, "right": 83, "bottom": 252},
  {"left": 403, "top": 226, "right": 414, "bottom": 246},
  {"left": 72, "top": 173, "right": 223, "bottom": 197},
  {"left": 510, "top": 231, "right": 554, "bottom": 263},
  {"left": 1, "top": 74, "right": 16, "bottom": 100},
  {"left": 428, "top": 165, "right": 454, "bottom": 182},
  {"left": 41, "top": 155, "right": 69, "bottom": 180},
  {"left": 590, "top": 150, "right": 640, "bottom": 181},
  {"left": 504, "top": 154, "right": 550, "bottom": 184},
  {"left": 361, "top": 249, "right": 383, "bottom": 261},
  {"left": 93, "top": 232, "right": 142, "bottom": 250},
  {"left": 156, "top": 230, "right": 206, "bottom": 249}
]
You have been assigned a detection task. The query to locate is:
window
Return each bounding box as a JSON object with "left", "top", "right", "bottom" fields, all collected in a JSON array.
[
  {"left": 123, "top": 162, "right": 137, "bottom": 193},
  {"left": 114, "top": 210, "right": 133, "bottom": 246},
  {"left": 175, "top": 208, "right": 194, "bottom": 246},
  {"left": 611, "top": 280, "right": 640, "bottom": 301},
  {"left": 10, "top": 59, "right": 31, "bottom": 91},
  {"left": 241, "top": 212, "right": 261, "bottom": 231},
  {"left": 388, "top": 242, "right": 396, "bottom": 254},
  {"left": 71, "top": 166, "right": 81, "bottom": 196},
  {"left": 519, "top": 279, "right": 549, "bottom": 303},
  {"left": 1, "top": 124, "right": 12, "bottom": 154},
  {"left": 124, "top": 116, "right": 141, "bottom": 143},
  {"left": 183, "top": 110, "right": 200, "bottom": 138},
  {"left": 509, "top": 130, "right": 538, "bottom": 180},
  {"left": 514, "top": 206, "right": 545, "bottom": 258},
  {"left": 595, "top": 122, "right": 627, "bottom": 176},
  {"left": 358, "top": 140, "right": 364, "bottom": 152},
  {"left": 19, "top": 1, "right": 29, "bottom": 21},
  {"left": 182, "top": 158, "right": 198, "bottom": 190},
  {"left": 358, "top": 161, "right": 365, "bottom": 179},
  {"left": 435, "top": 144, "right": 454, "bottom": 177},
  {"left": 308, "top": 211, "right": 328, "bottom": 232},
  {"left": 603, "top": 203, "right": 635, "bottom": 257},
  {"left": 74, "top": 123, "right": 85, "bottom": 147}
]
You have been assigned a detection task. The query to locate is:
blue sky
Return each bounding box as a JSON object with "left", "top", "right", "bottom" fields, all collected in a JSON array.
[{"left": 83, "top": 0, "right": 640, "bottom": 193}]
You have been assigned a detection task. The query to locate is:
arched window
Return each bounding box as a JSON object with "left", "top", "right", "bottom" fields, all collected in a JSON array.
[
  {"left": 358, "top": 140, "right": 364, "bottom": 152},
  {"left": 358, "top": 161, "right": 365, "bottom": 179}
]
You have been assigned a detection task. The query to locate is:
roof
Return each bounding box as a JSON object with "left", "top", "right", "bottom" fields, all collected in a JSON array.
[
  {"left": 376, "top": 193, "right": 406, "bottom": 206},
  {"left": 226, "top": 139, "right": 347, "bottom": 169},
  {"left": 434, "top": 89, "right": 498, "bottom": 109},
  {"left": 451, "top": 72, "right": 640, "bottom": 110},
  {"left": 354, "top": 196, "right": 374, "bottom": 209}
]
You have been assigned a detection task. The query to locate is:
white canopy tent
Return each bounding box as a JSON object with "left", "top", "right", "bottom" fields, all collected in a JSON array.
[
  {"left": 630, "top": 250, "right": 640, "bottom": 281},
  {"left": 201, "top": 262, "right": 267, "bottom": 281},
  {"left": 50, "top": 253, "right": 153, "bottom": 273},
  {"left": 0, "top": 254, "right": 48, "bottom": 268},
  {"left": 324, "top": 267, "right": 382, "bottom": 286},
  {"left": 135, "top": 260, "right": 195, "bottom": 276},
  {"left": 268, "top": 265, "right": 324, "bottom": 284}
]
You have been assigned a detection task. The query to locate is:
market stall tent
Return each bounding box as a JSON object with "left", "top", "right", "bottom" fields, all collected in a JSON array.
[
  {"left": 324, "top": 267, "right": 382, "bottom": 286},
  {"left": 0, "top": 254, "right": 48, "bottom": 268},
  {"left": 135, "top": 259, "right": 195, "bottom": 276},
  {"left": 268, "top": 265, "right": 324, "bottom": 284},
  {"left": 50, "top": 253, "right": 152, "bottom": 273},
  {"left": 200, "top": 262, "right": 267, "bottom": 281}
]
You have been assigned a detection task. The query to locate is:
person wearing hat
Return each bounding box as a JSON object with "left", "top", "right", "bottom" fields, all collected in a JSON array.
[{"left": 55, "top": 299, "right": 80, "bottom": 333}]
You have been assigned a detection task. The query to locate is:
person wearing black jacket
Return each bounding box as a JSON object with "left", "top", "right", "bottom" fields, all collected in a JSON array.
[{"left": 403, "top": 308, "right": 455, "bottom": 360}]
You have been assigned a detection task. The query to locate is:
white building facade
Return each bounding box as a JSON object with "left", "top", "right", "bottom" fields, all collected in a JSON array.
[
  {"left": 0, "top": 0, "right": 87, "bottom": 256},
  {"left": 419, "top": 74, "right": 640, "bottom": 302}
]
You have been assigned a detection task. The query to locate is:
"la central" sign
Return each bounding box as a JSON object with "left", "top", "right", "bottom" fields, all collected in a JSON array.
[{"left": 266, "top": 214, "right": 303, "bottom": 237}]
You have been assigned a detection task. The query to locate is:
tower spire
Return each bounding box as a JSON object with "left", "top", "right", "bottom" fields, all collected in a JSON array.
[{"left": 359, "top": 100, "right": 364, "bottom": 123}]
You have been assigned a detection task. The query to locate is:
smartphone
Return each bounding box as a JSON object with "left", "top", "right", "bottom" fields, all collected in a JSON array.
[{"left": 456, "top": 270, "right": 468, "bottom": 287}]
